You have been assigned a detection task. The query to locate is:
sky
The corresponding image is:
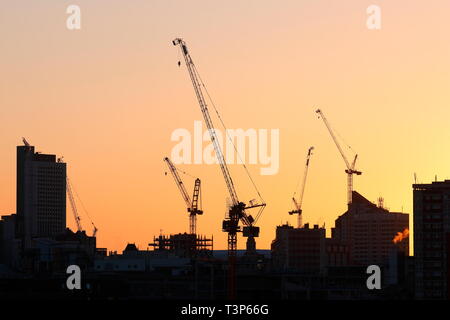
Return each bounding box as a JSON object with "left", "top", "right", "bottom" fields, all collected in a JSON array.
[{"left": 1, "top": 1, "right": 450, "bottom": 252}]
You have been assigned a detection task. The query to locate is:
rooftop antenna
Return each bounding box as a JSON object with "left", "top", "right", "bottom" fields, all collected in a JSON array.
[
  {"left": 414, "top": 172, "right": 417, "bottom": 184},
  {"left": 377, "top": 197, "right": 384, "bottom": 209},
  {"left": 22, "top": 137, "right": 30, "bottom": 147}
]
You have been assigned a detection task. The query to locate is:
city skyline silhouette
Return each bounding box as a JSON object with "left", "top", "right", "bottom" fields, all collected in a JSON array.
[{"left": 2, "top": 1, "right": 449, "bottom": 255}]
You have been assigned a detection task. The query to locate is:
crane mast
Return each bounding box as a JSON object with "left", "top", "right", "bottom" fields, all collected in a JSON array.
[
  {"left": 315, "top": 109, "right": 362, "bottom": 204},
  {"left": 289, "top": 146, "right": 314, "bottom": 228},
  {"left": 190, "top": 178, "right": 202, "bottom": 235},
  {"left": 173, "top": 38, "right": 265, "bottom": 299},
  {"left": 164, "top": 157, "right": 203, "bottom": 235}
]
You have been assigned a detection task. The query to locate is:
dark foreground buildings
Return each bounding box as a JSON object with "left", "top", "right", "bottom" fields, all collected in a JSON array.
[
  {"left": 2, "top": 141, "right": 449, "bottom": 300},
  {"left": 272, "top": 192, "right": 409, "bottom": 269},
  {"left": 271, "top": 191, "right": 411, "bottom": 299},
  {"left": 0, "top": 140, "right": 415, "bottom": 300},
  {"left": 0, "top": 141, "right": 96, "bottom": 273},
  {"left": 271, "top": 223, "right": 326, "bottom": 273}
]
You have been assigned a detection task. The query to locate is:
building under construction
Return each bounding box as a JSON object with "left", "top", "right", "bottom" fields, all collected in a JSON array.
[{"left": 149, "top": 233, "right": 213, "bottom": 258}]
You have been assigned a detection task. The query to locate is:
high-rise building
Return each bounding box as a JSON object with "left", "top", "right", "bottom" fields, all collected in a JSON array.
[
  {"left": 16, "top": 142, "right": 66, "bottom": 247},
  {"left": 413, "top": 180, "right": 450, "bottom": 300},
  {"left": 332, "top": 191, "right": 409, "bottom": 267}
]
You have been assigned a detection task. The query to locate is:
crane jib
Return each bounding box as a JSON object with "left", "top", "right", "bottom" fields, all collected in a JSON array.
[
  {"left": 177, "top": 40, "right": 239, "bottom": 206},
  {"left": 173, "top": 38, "right": 265, "bottom": 226}
]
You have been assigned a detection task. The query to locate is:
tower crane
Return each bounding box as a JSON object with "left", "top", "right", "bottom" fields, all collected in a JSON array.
[
  {"left": 315, "top": 109, "right": 362, "bottom": 204},
  {"left": 67, "top": 177, "right": 82, "bottom": 232},
  {"left": 67, "top": 176, "right": 98, "bottom": 237},
  {"left": 164, "top": 157, "right": 203, "bottom": 235},
  {"left": 289, "top": 146, "right": 314, "bottom": 228},
  {"left": 173, "top": 38, "right": 265, "bottom": 299}
]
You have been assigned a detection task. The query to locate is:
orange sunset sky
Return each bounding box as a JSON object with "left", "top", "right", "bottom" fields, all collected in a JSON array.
[{"left": 1, "top": 1, "right": 450, "bottom": 252}]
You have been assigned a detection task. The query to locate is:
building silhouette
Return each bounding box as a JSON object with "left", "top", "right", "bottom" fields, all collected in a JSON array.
[
  {"left": 16, "top": 143, "right": 66, "bottom": 248},
  {"left": 0, "top": 141, "right": 98, "bottom": 274},
  {"left": 0, "top": 214, "right": 20, "bottom": 269},
  {"left": 271, "top": 223, "right": 326, "bottom": 273},
  {"left": 272, "top": 192, "right": 409, "bottom": 273},
  {"left": 332, "top": 191, "right": 409, "bottom": 266},
  {"left": 0, "top": 142, "right": 420, "bottom": 300},
  {"left": 413, "top": 180, "right": 450, "bottom": 299}
]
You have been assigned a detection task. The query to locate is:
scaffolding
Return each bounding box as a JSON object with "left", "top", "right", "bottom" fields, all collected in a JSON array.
[{"left": 149, "top": 233, "right": 213, "bottom": 258}]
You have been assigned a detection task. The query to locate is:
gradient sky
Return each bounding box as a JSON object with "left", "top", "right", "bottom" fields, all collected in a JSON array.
[{"left": 1, "top": 1, "right": 450, "bottom": 252}]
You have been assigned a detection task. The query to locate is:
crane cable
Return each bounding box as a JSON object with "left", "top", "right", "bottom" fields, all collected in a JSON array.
[
  {"left": 292, "top": 172, "right": 302, "bottom": 199},
  {"left": 164, "top": 163, "right": 198, "bottom": 182},
  {"left": 177, "top": 167, "right": 196, "bottom": 179},
  {"left": 192, "top": 64, "right": 266, "bottom": 213},
  {"left": 70, "top": 177, "right": 97, "bottom": 231},
  {"left": 164, "top": 162, "right": 202, "bottom": 211},
  {"left": 318, "top": 109, "right": 355, "bottom": 154}
]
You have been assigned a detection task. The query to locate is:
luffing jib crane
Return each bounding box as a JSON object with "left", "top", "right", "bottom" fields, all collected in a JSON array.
[
  {"left": 173, "top": 38, "right": 265, "bottom": 299},
  {"left": 315, "top": 109, "right": 362, "bottom": 204},
  {"left": 67, "top": 177, "right": 82, "bottom": 233},
  {"left": 289, "top": 146, "right": 314, "bottom": 228},
  {"left": 164, "top": 157, "right": 203, "bottom": 235},
  {"left": 67, "top": 176, "right": 98, "bottom": 237}
]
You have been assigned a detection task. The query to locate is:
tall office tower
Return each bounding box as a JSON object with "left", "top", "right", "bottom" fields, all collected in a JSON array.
[
  {"left": 413, "top": 180, "right": 450, "bottom": 300},
  {"left": 16, "top": 141, "right": 66, "bottom": 247},
  {"left": 332, "top": 191, "right": 409, "bottom": 267}
]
